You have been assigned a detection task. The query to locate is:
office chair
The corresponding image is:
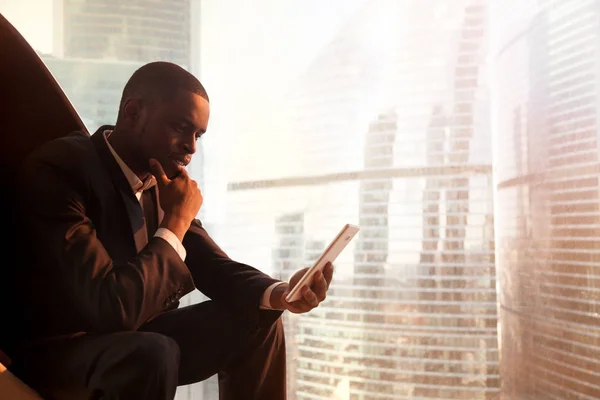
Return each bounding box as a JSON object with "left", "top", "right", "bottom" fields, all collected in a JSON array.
[{"left": 0, "top": 12, "right": 88, "bottom": 399}]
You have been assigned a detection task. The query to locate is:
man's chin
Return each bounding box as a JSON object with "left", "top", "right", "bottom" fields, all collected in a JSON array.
[{"left": 165, "top": 161, "right": 184, "bottom": 179}]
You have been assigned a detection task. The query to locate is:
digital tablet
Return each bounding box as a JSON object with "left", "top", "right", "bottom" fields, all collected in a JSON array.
[{"left": 285, "top": 223, "right": 360, "bottom": 303}]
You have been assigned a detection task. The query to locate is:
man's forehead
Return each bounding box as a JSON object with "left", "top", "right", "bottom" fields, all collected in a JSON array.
[
  {"left": 163, "top": 89, "right": 209, "bottom": 126},
  {"left": 163, "top": 89, "right": 208, "bottom": 111}
]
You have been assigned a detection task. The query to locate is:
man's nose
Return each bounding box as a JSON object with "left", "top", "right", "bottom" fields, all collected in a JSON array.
[{"left": 182, "top": 138, "right": 196, "bottom": 155}]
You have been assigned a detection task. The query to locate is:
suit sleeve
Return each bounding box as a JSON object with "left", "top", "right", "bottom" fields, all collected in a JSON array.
[
  {"left": 18, "top": 154, "right": 195, "bottom": 333},
  {"left": 183, "top": 220, "right": 282, "bottom": 321}
]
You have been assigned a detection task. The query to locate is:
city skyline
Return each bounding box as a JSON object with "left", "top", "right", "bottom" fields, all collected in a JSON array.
[{"left": 223, "top": 1, "right": 498, "bottom": 398}]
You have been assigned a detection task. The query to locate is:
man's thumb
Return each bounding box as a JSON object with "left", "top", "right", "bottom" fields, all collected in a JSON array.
[{"left": 149, "top": 158, "right": 168, "bottom": 184}]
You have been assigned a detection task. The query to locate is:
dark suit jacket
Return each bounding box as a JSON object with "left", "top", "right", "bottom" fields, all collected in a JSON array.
[{"left": 11, "top": 126, "right": 280, "bottom": 348}]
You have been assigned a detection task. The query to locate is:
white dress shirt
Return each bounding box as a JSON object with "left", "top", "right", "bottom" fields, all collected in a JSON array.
[{"left": 103, "top": 131, "right": 284, "bottom": 309}]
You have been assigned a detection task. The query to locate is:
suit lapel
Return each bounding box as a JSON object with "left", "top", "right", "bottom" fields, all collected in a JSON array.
[{"left": 90, "top": 126, "right": 148, "bottom": 253}]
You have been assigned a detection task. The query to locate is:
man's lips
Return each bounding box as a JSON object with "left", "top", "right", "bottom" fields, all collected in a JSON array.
[{"left": 170, "top": 156, "right": 190, "bottom": 167}]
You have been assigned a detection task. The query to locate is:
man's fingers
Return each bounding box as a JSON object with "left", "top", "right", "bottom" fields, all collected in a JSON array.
[
  {"left": 312, "top": 271, "right": 328, "bottom": 302},
  {"left": 282, "top": 293, "right": 308, "bottom": 314},
  {"left": 149, "top": 158, "right": 169, "bottom": 184},
  {"left": 302, "top": 286, "right": 319, "bottom": 308},
  {"left": 286, "top": 301, "right": 307, "bottom": 314},
  {"left": 323, "top": 262, "right": 334, "bottom": 288},
  {"left": 283, "top": 264, "right": 335, "bottom": 314}
]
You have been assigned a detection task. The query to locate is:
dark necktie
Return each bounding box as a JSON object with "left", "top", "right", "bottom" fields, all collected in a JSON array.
[{"left": 141, "top": 188, "right": 158, "bottom": 240}]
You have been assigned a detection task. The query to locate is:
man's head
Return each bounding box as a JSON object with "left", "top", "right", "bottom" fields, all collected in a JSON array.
[{"left": 113, "top": 61, "right": 210, "bottom": 179}]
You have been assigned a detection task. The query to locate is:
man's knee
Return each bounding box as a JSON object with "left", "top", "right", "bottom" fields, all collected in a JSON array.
[
  {"left": 122, "top": 332, "right": 180, "bottom": 376},
  {"left": 18, "top": 332, "right": 181, "bottom": 399},
  {"left": 131, "top": 332, "right": 179, "bottom": 368},
  {"left": 85, "top": 332, "right": 180, "bottom": 400}
]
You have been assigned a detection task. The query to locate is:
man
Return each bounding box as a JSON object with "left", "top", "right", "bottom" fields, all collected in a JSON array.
[{"left": 10, "top": 61, "right": 333, "bottom": 399}]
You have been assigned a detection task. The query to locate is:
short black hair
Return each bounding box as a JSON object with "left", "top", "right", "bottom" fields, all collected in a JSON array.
[{"left": 117, "top": 61, "right": 208, "bottom": 120}]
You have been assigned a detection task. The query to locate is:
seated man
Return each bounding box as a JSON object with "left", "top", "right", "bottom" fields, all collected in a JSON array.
[{"left": 9, "top": 61, "right": 333, "bottom": 400}]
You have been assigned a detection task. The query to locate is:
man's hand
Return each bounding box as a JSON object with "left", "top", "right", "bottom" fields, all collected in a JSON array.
[
  {"left": 270, "top": 262, "right": 334, "bottom": 313},
  {"left": 149, "top": 158, "right": 203, "bottom": 241}
]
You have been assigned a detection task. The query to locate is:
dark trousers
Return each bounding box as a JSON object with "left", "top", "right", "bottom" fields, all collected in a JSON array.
[{"left": 11, "top": 301, "right": 286, "bottom": 400}]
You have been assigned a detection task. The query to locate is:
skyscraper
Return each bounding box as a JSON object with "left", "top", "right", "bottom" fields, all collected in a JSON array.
[
  {"left": 273, "top": 212, "right": 305, "bottom": 400},
  {"left": 412, "top": 4, "right": 498, "bottom": 397},
  {"left": 54, "top": 0, "right": 191, "bottom": 67},
  {"left": 492, "top": 0, "right": 600, "bottom": 398},
  {"left": 354, "top": 109, "right": 396, "bottom": 288}
]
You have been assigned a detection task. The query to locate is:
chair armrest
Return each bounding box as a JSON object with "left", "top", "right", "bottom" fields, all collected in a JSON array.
[
  {"left": 0, "top": 349, "right": 11, "bottom": 367},
  {"left": 0, "top": 361, "right": 44, "bottom": 399}
]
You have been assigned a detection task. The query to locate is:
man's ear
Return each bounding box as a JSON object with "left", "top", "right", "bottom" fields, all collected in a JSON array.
[{"left": 122, "top": 98, "right": 144, "bottom": 123}]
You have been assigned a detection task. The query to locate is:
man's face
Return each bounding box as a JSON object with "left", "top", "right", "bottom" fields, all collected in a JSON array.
[{"left": 135, "top": 89, "right": 210, "bottom": 179}]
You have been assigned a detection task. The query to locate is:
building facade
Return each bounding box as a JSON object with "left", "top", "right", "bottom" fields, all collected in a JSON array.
[
  {"left": 55, "top": 0, "right": 191, "bottom": 67},
  {"left": 492, "top": 0, "right": 600, "bottom": 398}
]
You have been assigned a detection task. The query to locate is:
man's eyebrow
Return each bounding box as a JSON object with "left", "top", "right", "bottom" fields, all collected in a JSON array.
[{"left": 178, "top": 117, "right": 206, "bottom": 133}]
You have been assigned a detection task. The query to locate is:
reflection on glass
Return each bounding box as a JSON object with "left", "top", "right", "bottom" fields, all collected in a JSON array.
[{"left": 492, "top": 0, "right": 600, "bottom": 398}]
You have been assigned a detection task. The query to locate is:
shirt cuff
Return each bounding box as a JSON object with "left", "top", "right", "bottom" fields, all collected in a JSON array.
[
  {"left": 154, "top": 228, "right": 187, "bottom": 261},
  {"left": 260, "top": 282, "right": 287, "bottom": 310}
]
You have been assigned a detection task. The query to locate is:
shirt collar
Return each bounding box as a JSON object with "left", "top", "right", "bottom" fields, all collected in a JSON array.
[{"left": 103, "top": 130, "right": 155, "bottom": 193}]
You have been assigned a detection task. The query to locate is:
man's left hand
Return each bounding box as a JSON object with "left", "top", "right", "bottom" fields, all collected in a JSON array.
[{"left": 270, "top": 262, "right": 334, "bottom": 314}]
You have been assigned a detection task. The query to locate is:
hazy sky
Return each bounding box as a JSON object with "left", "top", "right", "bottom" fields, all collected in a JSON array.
[
  {"left": 198, "top": 0, "right": 367, "bottom": 170},
  {"left": 0, "top": 0, "right": 54, "bottom": 52}
]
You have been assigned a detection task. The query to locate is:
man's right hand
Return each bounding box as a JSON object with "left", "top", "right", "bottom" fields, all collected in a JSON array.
[{"left": 149, "top": 158, "right": 203, "bottom": 241}]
